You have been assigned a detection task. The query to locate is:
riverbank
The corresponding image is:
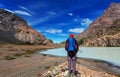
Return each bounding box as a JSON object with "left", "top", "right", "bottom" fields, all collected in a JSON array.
[
  {"left": 0, "top": 54, "right": 118, "bottom": 77},
  {"left": 0, "top": 54, "right": 65, "bottom": 77},
  {"left": 0, "top": 45, "right": 119, "bottom": 77},
  {"left": 77, "top": 58, "right": 120, "bottom": 75},
  {"left": 0, "top": 44, "right": 55, "bottom": 60},
  {"left": 39, "top": 54, "right": 120, "bottom": 75},
  {"left": 0, "top": 44, "right": 65, "bottom": 77}
]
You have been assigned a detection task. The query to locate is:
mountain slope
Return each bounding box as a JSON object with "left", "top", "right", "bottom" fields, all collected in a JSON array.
[
  {"left": 76, "top": 2, "right": 120, "bottom": 46},
  {"left": 0, "top": 9, "right": 54, "bottom": 46}
]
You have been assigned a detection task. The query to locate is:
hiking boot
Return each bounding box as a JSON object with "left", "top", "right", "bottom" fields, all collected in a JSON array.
[
  {"left": 74, "top": 71, "right": 77, "bottom": 77},
  {"left": 70, "top": 70, "right": 72, "bottom": 74},
  {"left": 68, "top": 73, "right": 71, "bottom": 77},
  {"left": 68, "top": 70, "right": 72, "bottom": 74},
  {"left": 67, "top": 70, "right": 72, "bottom": 77},
  {"left": 70, "top": 73, "right": 74, "bottom": 77}
]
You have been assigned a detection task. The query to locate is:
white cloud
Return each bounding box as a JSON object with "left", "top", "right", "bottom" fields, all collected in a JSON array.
[
  {"left": 19, "top": 6, "right": 30, "bottom": 12},
  {"left": 45, "top": 29, "right": 62, "bottom": 34},
  {"left": 68, "top": 28, "right": 84, "bottom": 33},
  {"left": 30, "top": 12, "right": 57, "bottom": 25},
  {"left": 81, "top": 18, "right": 92, "bottom": 26},
  {"left": 48, "top": 12, "right": 57, "bottom": 15},
  {"left": 4, "top": 8, "right": 32, "bottom": 17},
  {"left": 14, "top": 10, "right": 31, "bottom": 16},
  {"left": 30, "top": 16, "right": 50, "bottom": 25},
  {"left": 4, "top": 9, "right": 14, "bottom": 13},
  {"left": 68, "top": 13, "right": 73, "bottom": 16}
]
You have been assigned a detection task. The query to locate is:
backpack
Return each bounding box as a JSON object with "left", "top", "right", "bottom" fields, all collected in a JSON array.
[{"left": 66, "top": 38, "right": 77, "bottom": 57}]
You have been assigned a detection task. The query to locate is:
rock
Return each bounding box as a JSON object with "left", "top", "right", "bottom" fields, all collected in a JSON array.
[
  {"left": 43, "top": 39, "right": 55, "bottom": 46},
  {"left": 83, "top": 33, "right": 120, "bottom": 47},
  {"left": 41, "top": 62, "right": 116, "bottom": 77},
  {"left": 14, "top": 25, "right": 46, "bottom": 44},
  {"left": 0, "top": 9, "right": 55, "bottom": 45},
  {"left": 76, "top": 2, "right": 120, "bottom": 47},
  {"left": 61, "top": 68, "right": 65, "bottom": 72}
]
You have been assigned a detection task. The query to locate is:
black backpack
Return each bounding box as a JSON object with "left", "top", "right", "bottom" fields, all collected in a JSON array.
[{"left": 68, "top": 51, "right": 76, "bottom": 58}]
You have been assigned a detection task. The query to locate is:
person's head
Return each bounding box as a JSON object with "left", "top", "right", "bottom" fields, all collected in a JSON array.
[{"left": 69, "top": 34, "right": 74, "bottom": 38}]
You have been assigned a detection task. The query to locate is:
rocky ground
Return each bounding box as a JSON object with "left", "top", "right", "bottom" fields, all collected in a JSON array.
[
  {"left": 0, "top": 54, "right": 65, "bottom": 77},
  {"left": 41, "top": 62, "right": 117, "bottom": 77},
  {"left": 0, "top": 44, "right": 119, "bottom": 77},
  {"left": 0, "top": 44, "right": 65, "bottom": 77}
]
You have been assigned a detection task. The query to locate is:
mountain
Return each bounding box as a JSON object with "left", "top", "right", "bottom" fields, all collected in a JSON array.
[
  {"left": 0, "top": 9, "right": 54, "bottom": 46},
  {"left": 75, "top": 2, "right": 120, "bottom": 47}
]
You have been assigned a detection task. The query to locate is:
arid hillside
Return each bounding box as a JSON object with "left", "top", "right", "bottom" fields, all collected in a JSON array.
[{"left": 75, "top": 2, "right": 120, "bottom": 46}]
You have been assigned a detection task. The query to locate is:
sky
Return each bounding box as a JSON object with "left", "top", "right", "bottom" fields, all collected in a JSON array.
[{"left": 0, "top": 0, "right": 120, "bottom": 43}]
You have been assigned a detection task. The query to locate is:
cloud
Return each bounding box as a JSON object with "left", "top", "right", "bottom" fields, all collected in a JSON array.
[
  {"left": 68, "top": 13, "right": 73, "bottom": 16},
  {"left": 81, "top": 18, "right": 93, "bottom": 26},
  {"left": 30, "top": 11, "right": 58, "bottom": 25},
  {"left": 4, "top": 8, "right": 31, "bottom": 17},
  {"left": 30, "top": 12, "right": 58, "bottom": 25},
  {"left": 45, "top": 29, "right": 62, "bottom": 34},
  {"left": 4, "top": 9, "right": 14, "bottom": 13},
  {"left": 14, "top": 10, "right": 32, "bottom": 16},
  {"left": 48, "top": 12, "right": 57, "bottom": 15},
  {"left": 19, "top": 6, "right": 30, "bottom": 12},
  {"left": 68, "top": 28, "right": 84, "bottom": 33},
  {"left": 30, "top": 16, "right": 50, "bottom": 25}
]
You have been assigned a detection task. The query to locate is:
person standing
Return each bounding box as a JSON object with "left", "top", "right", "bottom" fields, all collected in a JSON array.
[{"left": 65, "top": 34, "right": 79, "bottom": 76}]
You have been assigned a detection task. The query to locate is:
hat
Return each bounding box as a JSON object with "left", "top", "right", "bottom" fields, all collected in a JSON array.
[{"left": 69, "top": 34, "right": 74, "bottom": 38}]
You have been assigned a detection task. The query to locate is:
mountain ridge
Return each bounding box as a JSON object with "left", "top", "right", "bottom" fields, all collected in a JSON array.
[
  {"left": 76, "top": 2, "right": 120, "bottom": 46},
  {"left": 0, "top": 9, "right": 54, "bottom": 46}
]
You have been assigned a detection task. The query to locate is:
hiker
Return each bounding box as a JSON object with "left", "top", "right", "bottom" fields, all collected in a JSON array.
[{"left": 65, "top": 34, "right": 79, "bottom": 76}]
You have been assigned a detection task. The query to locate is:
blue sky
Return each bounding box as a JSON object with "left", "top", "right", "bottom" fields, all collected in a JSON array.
[{"left": 0, "top": 0, "right": 120, "bottom": 43}]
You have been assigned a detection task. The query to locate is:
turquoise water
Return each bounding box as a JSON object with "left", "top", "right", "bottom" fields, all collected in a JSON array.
[{"left": 39, "top": 47, "right": 120, "bottom": 66}]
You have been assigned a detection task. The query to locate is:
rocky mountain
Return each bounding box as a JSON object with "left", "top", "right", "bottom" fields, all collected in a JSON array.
[
  {"left": 0, "top": 9, "right": 54, "bottom": 46},
  {"left": 76, "top": 2, "right": 120, "bottom": 47}
]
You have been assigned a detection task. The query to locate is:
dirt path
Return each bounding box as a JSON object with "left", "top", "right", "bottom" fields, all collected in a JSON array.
[{"left": 0, "top": 54, "right": 65, "bottom": 77}]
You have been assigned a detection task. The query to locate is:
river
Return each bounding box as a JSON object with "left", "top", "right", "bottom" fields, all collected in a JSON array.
[{"left": 39, "top": 47, "right": 120, "bottom": 67}]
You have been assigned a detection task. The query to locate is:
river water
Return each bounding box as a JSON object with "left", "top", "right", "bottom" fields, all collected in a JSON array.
[{"left": 39, "top": 47, "right": 120, "bottom": 67}]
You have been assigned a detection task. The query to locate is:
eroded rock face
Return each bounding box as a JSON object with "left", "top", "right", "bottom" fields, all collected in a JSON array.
[
  {"left": 43, "top": 39, "right": 54, "bottom": 46},
  {"left": 14, "top": 25, "right": 46, "bottom": 44},
  {"left": 0, "top": 9, "right": 54, "bottom": 45},
  {"left": 76, "top": 2, "right": 120, "bottom": 47},
  {"left": 82, "top": 33, "right": 120, "bottom": 47}
]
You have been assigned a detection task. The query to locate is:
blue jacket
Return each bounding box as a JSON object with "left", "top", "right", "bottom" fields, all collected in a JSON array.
[{"left": 65, "top": 37, "right": 78, "bottom": 51}]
